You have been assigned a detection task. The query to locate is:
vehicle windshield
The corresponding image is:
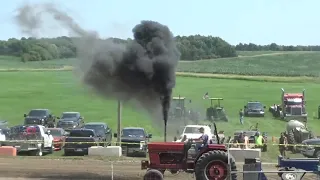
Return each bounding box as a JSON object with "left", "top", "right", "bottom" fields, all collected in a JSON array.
[
  {"left": 28, "top": 110, "right": 46, "bottom": 116},
  {"left": 61, "top": 113, "right": 78, "bottom": 119},
  {"left": 247, "top": 103, "right": 263, "bottom": 109},
  {"left": 49, "top": 129, "right": 62, "bottom": 137},
  {"left": 122, "top": 129, "right": 145, "bottom": 137},
  {"left": 184, "top": 127, "right": 201, "bottom": 134},
  {"left": 285, "top": 98, "right": 302, "bottom": 106},
  {"left": 70, "top": 130, "right": 94, "bottom": 137},
  {"left": 84, "top": 125, "right": 104, "bottom": 135}
]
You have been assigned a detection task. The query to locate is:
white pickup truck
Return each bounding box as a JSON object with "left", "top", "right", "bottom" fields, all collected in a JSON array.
[
  {"left": 176, "top": 125, "right": 214, "bottom": 142},
  {"left": 7, "top": 125, "right": 54, "bottom": 156},
  {"left": 0, "top": 129, "right": 6, "bottom": 144}
]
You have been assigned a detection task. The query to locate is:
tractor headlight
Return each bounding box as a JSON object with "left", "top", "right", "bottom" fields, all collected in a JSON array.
[{"left": 140, "top": 141, "right": 145, "bottom": 149}]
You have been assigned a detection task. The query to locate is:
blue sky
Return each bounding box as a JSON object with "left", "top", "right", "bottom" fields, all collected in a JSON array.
[{"left": 0, "top": 0, "right": 319, "bottom": 45}]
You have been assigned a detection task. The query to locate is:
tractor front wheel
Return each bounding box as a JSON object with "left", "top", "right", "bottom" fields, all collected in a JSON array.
[
  {"left": 143, "top": 169, "right": 164, "bottom": 180},
  {"left": 195, "top": 150, "right": 237, "bottom": 180}
]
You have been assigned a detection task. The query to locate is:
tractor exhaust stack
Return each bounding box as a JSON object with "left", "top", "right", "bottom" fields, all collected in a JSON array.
[{"left": 162, "top": 91, "right": 171, "bottom": 142}]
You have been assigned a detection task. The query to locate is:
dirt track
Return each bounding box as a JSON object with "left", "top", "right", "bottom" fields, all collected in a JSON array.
[{"left": 0, "top": 157, "right": 317, "bottom": 180}]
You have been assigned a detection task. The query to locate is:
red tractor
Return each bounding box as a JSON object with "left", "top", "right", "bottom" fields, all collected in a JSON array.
[{"left": 141, "top": 123, "right": 237, "bottom": 180}]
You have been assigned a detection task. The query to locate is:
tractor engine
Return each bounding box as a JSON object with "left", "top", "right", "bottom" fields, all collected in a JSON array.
[{"left": 159, "top": 152, "right": 185, "bottom": 164}]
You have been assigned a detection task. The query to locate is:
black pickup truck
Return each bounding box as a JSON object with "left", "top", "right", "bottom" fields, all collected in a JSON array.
[
  {"left": 83, "top": 122, "right": 112, "bottom": 146},
  {"left": 114, "top": 127, "right": 152, "bottom": 157},
  {"left": 24, "top": 109, "right": 56, "bottom": 128},
  {"left": 64, "top": 129, "right": 100, "bottom": 156}
]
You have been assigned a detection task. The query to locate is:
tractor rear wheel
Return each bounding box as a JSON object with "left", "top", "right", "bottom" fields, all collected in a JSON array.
[
  {"left": 143, "top": 169, "right": 164, "bottom": 180},
  {"left": 195, "top": 150, "right": 237, "bottom": 180}
]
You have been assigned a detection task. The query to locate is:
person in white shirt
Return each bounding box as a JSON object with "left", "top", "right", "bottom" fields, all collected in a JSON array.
[{"left": 243, "top": 132, "right": 249, "bottom": 149}]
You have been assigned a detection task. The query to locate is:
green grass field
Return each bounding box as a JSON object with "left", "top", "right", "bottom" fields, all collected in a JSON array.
[
  {"left": 2, "top": 51, "right": 320, "bottom": 77},
  {"left": 1, "top": 70, "right": 320, "bottom": 160},
  {"left": 1, "top": 52, "right": 320, "bottom": 161},
  {"left": 4, "top": 71, "right": 320, "bottom": 135},
  {"left": 237, "top": 51, "right": 283, "bottom": 56},
  {"left": 178, "top": 51, "right": 320, "bottom": 76}
]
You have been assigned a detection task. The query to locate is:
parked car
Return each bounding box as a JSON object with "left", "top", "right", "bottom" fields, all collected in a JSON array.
[
  {"left": 64, "top": 129, "right": 101, "bottom": 156},
  {"left": 57, "top": 112, "right": 84, "bottom": 131},
  {"left": 47, "top": 128, "right": 68, "bottom": 151},
  {"left": 6, "top": 125, "right": 54, "bottom": 156},
  {"left": 244, "top": 101, "right": 266, "bottom": 117},
  {"left": 114, "top": 127, "right": 152, "bottom": 157},
  {"left": 83, "top": 122, "right": 112, "bottom": 146},
  {"left": 301, "top": 138, "right": 320, "bottom": 158},
  {"left": 24, "top": 109, "right": 56, "bottom": 128}
]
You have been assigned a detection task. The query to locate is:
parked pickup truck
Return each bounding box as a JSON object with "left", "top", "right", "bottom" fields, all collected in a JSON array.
[
  {"left": 24, "top": 109, "right": 56, "bottom": 128},
  {"left": 64, "top": 129, "right": 101, "bottom": 156},
  {"left": 83, "top": 122, "right": 112, "bottom": 146},
  {"left": 114, "top": 127, "right": 152, "bottom": 157},
  {"left": 6, "top": 125, "right": 54, "bottom": 156}
]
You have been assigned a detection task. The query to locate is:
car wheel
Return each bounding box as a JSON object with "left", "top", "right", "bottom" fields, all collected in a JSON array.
[{"left": 64, "top": 151, "right": 71, "bottom": 156}]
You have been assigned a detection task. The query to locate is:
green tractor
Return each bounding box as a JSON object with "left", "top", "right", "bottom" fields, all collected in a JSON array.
[
  {"left": 206, "top": 98, "right": 229, "bottom": 122},
  {"left": 169, "top": 96, "right": 200, "bottom": 124}
]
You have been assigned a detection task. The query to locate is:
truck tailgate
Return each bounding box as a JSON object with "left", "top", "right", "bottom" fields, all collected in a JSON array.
[{"left": 64, "top": 137, "right": 97, "bottom": 149}]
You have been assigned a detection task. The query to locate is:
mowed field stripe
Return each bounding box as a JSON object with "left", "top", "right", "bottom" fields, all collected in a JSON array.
[{"left": 0, "top": 67, "right": 318, "bottom": 83}]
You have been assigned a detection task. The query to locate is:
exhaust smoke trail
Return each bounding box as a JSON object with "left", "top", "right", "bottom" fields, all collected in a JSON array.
[{"left": 14, "top": 3, "right": 180, "bottom": 140}]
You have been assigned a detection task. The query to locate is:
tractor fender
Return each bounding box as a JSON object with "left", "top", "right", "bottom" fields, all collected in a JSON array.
[{"left": 194, "top": 146, "right": 227, "bottom": 163}]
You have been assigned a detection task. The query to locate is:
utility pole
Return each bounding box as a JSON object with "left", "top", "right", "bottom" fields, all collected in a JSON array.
[{"left": 116, "top": 100, "right": 122, "bottom": 145}]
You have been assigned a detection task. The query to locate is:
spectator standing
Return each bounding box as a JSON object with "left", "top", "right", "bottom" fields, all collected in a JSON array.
[{"left": 239, "top": 109, "right": 244, "bottom": 124}]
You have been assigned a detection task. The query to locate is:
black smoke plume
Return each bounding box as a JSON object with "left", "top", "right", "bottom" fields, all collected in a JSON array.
[{"left": 14, "top": 3, "right": 181, "bottom": 138}]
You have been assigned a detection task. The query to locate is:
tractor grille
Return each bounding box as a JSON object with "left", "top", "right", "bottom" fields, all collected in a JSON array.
[{"left": 291, "top": 107, "right": 302, "bottom": 115}]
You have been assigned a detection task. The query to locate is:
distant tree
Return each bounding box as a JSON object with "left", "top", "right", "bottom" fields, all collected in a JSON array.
[
  {"left": 235, "top": 42, "right": 320, "bottom": 51},
  {"left": 0, "top": 36, "right": 319, "bottom": 62}
]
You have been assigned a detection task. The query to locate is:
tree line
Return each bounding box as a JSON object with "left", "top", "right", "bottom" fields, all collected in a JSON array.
[
  {"left": 235, "top": 43, "right": 320, "bottom": 51},
  {"left": 0, "top": 36, "right": 319, "bottom": 62}
]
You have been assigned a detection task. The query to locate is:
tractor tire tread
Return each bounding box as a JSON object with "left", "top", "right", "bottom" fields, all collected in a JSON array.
[
  {"left": 143, "top": 169, "right": 163, "bottom": 180},
  {"left": 287, "top": 131, "right": 296, "bottom": 144},
  {"left": 195, "top": 150, "right": 237, "bottom": 180}
]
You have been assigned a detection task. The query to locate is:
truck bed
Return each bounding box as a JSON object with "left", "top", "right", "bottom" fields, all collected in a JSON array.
[
  {"left": 64, "top": 137, "right": 97, "bottom": 148},
  {"left": 6, "top": 133, "right": 43, "bottom": 151}
]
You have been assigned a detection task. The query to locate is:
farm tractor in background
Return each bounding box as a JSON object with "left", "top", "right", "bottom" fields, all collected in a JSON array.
[
  {"left": 141, "top": 123, "right": 237, "bottom": 180},
  {"left": 285, "top": 120, "right": 314, "bottom": 153},
  {"left": 168, "top": 96, "right": 200, "bottom": 125},
  {"left": 269, "top": 88, "right": 307, "bottom": 122},
  {"left": 206, "top": 98, "right": 229, "bottom": 122}
]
